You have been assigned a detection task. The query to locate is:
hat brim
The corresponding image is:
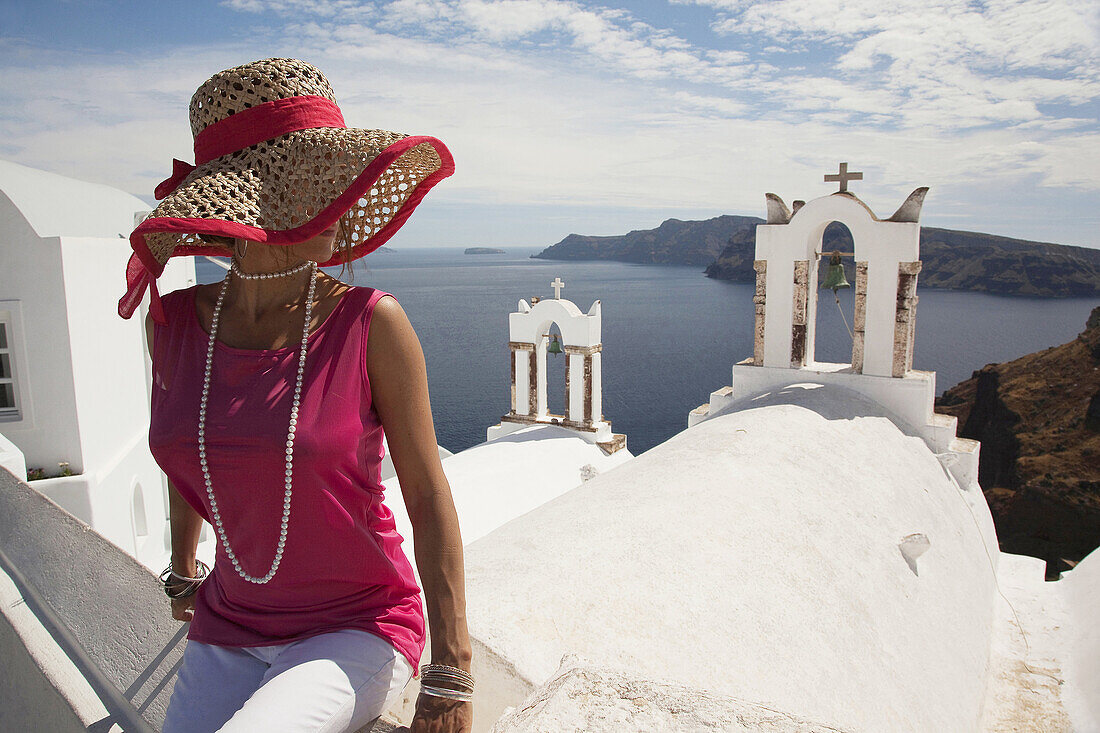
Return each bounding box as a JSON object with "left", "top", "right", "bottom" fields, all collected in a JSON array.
[{"left": 121, "top": 129, "right": 453, "bottom": 317}]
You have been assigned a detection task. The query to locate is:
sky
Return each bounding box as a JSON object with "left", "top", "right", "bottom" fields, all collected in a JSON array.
[{"left": 0, "top": 0, "right": 1097, "bottom": 249}]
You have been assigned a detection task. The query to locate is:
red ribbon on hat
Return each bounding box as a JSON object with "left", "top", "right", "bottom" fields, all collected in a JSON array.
[
  {"left": 120, "top": 251, "right": 166, "bottom": 323},
  {"left": 155, "top": 159, "right": 197, "bottom": 200},
  {"left": 153, "top": 95, "right": 346, "bottom": 199}
]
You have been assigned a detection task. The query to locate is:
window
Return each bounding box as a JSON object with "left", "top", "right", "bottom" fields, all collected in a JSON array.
[{"left": 0, "top": 320, "right": 19, "bottom": 418}]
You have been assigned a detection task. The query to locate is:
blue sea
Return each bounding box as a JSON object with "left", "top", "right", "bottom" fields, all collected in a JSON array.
[{"left": 196, "top": 248, "right": 1098, "bottom": 455}]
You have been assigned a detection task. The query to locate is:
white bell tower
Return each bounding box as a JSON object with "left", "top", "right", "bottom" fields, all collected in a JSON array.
[
  {"left": 689, "top": 165, "right": 980, "bottom": 489},
  {"left": 487, "top": 278, "right": 626, "bottom": 454}
]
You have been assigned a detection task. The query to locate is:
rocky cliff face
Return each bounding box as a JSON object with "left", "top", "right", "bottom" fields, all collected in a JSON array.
[{"left": 936, "top": 306, "right": 1100, "bottom": 575}]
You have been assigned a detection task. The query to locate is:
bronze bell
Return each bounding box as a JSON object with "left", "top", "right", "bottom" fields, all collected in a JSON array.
[
  {"left": 548, "top": 334, "right": 563, "bottom": 355},
  {"left": 821, "top": 251, "right": 850, "bottom": 293}
]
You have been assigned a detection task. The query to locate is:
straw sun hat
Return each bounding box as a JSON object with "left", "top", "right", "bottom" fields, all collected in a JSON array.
[{"left": 119, "top": 57, "right": 454, "bottom": 321}]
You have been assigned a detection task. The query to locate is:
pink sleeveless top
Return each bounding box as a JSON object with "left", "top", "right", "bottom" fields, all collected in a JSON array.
[{"left": 149, "top": 284, "right": 424, "bottom": 673}]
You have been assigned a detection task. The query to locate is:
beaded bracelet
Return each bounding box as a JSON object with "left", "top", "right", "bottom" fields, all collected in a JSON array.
[
  {"left": 418, "top": 663, "right": 474, "bottom": 702},
  {"left": 159, "top": 560, "right": 210, "bottom": 599},
  {"left": 422, "top": 663, "right": 474, "bottom": 684}
]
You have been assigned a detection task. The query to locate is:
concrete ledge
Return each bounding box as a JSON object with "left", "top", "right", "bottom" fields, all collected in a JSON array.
[
  {"left": 0, "top": 564, "right": 117, "bottom": 732},
  {"left": 0, "top": 467, "right": 186, "bottom": 729}
]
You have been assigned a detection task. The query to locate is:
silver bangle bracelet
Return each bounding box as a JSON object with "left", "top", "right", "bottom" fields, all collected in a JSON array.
[
  {"left": 159, "top": 560, "right": 210, "bottom": 599},
  {"left": 419, "top": 683, "right": 473, "bottom": 703}
]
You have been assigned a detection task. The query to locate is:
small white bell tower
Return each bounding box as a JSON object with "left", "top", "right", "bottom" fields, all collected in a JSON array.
[{"left": 487, "top": 278, "right": 626, "bottom": 454}]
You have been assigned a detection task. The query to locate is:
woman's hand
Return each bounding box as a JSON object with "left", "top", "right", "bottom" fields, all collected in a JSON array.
[
  {"left": 170, "top": 594, "right": 196, "bottom": 622},
  {"left": 407, "top": 696, "right": 472, "bottom": 732}
]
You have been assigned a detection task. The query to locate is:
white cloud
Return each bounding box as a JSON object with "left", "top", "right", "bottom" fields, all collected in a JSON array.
[
  {"left": 221, "top": 0, "right": 372, "bottom": 18},
  {"left": 0, "top": 0, "right": 1096, "bottom": 247}
]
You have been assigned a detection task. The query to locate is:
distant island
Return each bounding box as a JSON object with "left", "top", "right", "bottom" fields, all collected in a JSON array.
[
  {"left": 465, "top": 247, "right": 506, "bottom": 255},
  {"left": 534, "top": 215, "right": 756, "bottom": 267},
  {"left": 533, "top": 216, "right": 1100, "bottom": 298}
]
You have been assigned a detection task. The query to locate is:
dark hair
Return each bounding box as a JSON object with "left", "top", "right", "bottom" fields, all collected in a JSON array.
[{"left": 198, "top": 233, "right": 235, "bottom": 248}]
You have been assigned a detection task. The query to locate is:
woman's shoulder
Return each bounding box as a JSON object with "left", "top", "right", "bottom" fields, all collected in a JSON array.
[
  {"left": 156, "top": 283, "right": 203, "bottom": 326},
  {"left": 161, "top": 282, "right": 203, "bottom": 305},
  {"left": 336, "top": 283, "right": 396, "bottom": 314}
]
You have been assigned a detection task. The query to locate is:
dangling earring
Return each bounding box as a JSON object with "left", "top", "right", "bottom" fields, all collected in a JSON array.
[{"left": 234, "top": 240, "right": 249, "bottom": 260}]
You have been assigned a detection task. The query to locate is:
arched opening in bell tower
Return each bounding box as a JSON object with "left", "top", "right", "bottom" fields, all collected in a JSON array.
[
  {"left": 812, "top": 221, "right": 857, "bottom": 366},
  {"left": 541, "top": 322, "right": 567, "bottom": 421}
]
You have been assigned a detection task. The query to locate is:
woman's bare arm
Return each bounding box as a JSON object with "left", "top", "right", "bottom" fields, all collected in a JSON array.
[
  {"left": 367, "top": 296, "right": 472, "bottom": 732},
  {"left": 147, "top": 313, "right": 205, "bottom": 621},
  {"left": 166, "top": 478, "right": 204, "bottom": 621},
  {"left": 367, "top": 296, "right": 472, "bottom": 670},
  {"left": 167, "top": 478, "right": 204, "bottom": 576}
]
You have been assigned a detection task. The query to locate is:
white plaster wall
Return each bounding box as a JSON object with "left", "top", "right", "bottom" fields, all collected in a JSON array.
[
  {"left": 382, "top": 425, "right": 634, "bottom": 728},
  {"left": 80, "top": 238, "right": 198, "bottom": 567},
  {"left": 514, "top": 350, "right": 530, "bottom": 415},
  {"left": 732, "top": 364, "right": 935, "bottom": 444},
  {"left": 0, "top": 159, "right": 146, "bottom": 239},
  {"left": 1, "top": 160, "right": 198, "bottom": 573},
  {"left": 30, "top": 443, "right": 168, "bottom": 569},
  {"left": 590, "top": 352, "right": 602, "bottom": 420},
  {"left": 0, "top": 430, "right": 26, "bottom": 479},
  {"left": 0, "top": 228, "right": 83, "bottom": 472},
  {"left": 535, "top": 338, "right": 548, "bottom": 418},
  {"left": 720, "top": 365, "right": 983, "bottom": 497},
  {"left": 463, "top": 388, "right": 998, "bottom": 733},
  {"left": 60, "top": 237, "right": 152, "bottom": 477},
  {"left": 491, "top": 655, "right": 846, "bottom": 733},
  {"left": 1061, "top": 548, "right": 1100, "bottom": 731},
  {"left": 567, "top": 353, "right": 584, "bottom": 419},
  {"left": 44, "top": 239, "right": 195, "bottom": 571},
  {"left": 980, "top": 552, "right": 1074, "bottom": 731},
  {"left": 508, "top": 299, "right": 600, "bottom": 348}
]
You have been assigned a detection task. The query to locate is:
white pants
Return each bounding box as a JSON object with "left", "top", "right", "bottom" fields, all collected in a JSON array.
[{"left": 162, "top": 629, "right": 414, "bottom": 733}]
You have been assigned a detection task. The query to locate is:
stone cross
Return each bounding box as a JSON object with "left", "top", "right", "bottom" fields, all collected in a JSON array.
[
  {"left": 551, "top": 277, "right": 565, "bottom": 299},
  {"left": 825, "top": 162, "right": 863, "bottom": 193}
]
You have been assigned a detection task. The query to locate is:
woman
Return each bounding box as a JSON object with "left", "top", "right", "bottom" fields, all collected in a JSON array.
[{"left": 119, "top": 58, "right": 472, "bottom": 732}]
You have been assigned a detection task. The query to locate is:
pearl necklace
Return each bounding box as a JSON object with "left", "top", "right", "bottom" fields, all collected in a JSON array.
[
  {"left": 230, "top": 259, "right": 312, "bottom": 280},
  {"left": 198, "top": 261, "right": 318, "bottom": 584}
]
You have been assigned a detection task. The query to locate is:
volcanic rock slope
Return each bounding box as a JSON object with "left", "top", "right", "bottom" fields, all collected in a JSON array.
[{"left": 936, "top": 306, "right": 1100, "bottom": 574}]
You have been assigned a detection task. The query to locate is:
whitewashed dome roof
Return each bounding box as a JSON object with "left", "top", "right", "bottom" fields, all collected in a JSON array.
[
  {"left": 0, "top": 159, "right": 146, "bottom": 239},
  {"left": 462, "top": 382, "right": 999, "bottom": 732}
]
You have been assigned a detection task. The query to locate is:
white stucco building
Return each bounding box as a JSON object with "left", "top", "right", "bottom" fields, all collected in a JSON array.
[{"left": 0, "top": 159, "right": 196, "bottom": 570}]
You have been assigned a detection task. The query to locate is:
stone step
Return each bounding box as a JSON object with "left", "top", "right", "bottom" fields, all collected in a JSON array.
[{"left": 688, "top": 403, "right": 710, "bottom": 429}]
